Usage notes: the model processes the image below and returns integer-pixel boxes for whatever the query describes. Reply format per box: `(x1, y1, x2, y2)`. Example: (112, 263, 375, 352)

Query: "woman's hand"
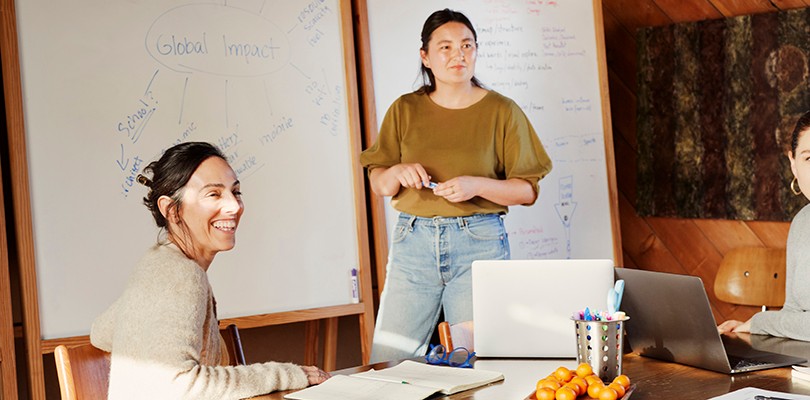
(717, 318, 752, 334)
(436, 176, 536, 205)
(368, 164, 432, 196)
(435, 176, 478, 203)
(301, 365, 331, 385)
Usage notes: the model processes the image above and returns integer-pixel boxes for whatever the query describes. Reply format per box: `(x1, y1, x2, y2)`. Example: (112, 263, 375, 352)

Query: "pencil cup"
(572, 317, 629, 382)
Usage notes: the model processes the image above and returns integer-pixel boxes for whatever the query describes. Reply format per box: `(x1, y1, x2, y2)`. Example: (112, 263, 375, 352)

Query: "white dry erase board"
(363, 0, 620, 262)
(10, 0, 367, 341)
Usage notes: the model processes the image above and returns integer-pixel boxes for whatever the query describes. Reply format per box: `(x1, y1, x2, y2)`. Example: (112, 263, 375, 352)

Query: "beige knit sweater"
(91, 244, 308, 399)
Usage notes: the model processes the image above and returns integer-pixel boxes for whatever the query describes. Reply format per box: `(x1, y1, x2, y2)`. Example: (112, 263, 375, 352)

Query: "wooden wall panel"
(604, 0, 672, 29)
(746, 221, 790, 248)
(654, 0, 723, 20)
(601, 8, 637, 93)
(604, 0, 801, 324)
(709, 0, 792, 16)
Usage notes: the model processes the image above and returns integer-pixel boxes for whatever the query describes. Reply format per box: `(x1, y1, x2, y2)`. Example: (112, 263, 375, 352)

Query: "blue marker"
(424, 181, 438, 189)
(607, 279, 625, 314)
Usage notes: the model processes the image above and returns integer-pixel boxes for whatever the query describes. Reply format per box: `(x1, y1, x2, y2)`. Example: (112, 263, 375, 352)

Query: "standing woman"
(91, 142, 329, 399)
(718, 112, 810, 341)
(361, 9, 552, 362)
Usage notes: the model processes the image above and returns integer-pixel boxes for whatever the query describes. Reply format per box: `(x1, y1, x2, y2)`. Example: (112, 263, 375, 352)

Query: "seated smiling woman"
(91, 142, 329, 400)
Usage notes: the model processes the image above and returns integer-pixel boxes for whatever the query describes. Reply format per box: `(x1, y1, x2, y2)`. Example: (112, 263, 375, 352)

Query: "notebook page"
(283, 374, 439, 400)
(351, 360, 504, 394)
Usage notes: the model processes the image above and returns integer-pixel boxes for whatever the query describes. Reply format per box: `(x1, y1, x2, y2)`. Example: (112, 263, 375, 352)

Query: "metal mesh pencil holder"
(572, 317, 629, 382)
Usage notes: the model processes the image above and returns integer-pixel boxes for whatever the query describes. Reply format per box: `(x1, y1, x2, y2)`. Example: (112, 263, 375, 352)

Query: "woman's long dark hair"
(416, 8, 484, 94)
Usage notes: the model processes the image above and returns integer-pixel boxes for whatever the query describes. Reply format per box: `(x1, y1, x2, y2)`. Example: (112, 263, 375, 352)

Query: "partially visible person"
(717, 112, 810, 341)
(91, 142, 329, 399)
(360, 9, 552, 363)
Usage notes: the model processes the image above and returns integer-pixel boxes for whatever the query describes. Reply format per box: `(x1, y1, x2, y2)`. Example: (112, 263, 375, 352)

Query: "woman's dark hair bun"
(137, 174, 152, 188)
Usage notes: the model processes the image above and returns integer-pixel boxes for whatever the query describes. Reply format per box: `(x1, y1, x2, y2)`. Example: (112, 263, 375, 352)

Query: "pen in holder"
(572, 315, 629, 382)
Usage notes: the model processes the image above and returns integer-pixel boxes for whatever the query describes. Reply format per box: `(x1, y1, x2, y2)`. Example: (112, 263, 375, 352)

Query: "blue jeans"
(370, 213, 510, 363)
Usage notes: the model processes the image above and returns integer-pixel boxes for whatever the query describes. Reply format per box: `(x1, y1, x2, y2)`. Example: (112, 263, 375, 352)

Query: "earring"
(791, 177, 802, 196)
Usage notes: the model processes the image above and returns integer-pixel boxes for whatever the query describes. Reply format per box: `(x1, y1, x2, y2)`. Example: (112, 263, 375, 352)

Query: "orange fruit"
(608, 382, 626, 397)
(612, 374, 631, 389)
(569, 377, 587, 396)
(584, 374, 602, 386)
(587, 381, 605, 398)
(536, 387, 556, 400)
(598, 387, 619, 400)
(563, 382, 583, 397)
(553, 366, 573, 383)
(537, 379, 562, 391)
(555, 386, 577, 400)
(575, 362, 594, 377)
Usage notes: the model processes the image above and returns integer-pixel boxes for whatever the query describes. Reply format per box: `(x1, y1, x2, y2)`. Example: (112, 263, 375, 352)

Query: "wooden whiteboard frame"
(0, 124, 18, 398)
(0, 0, 374, 397)
(592, 0, 623, 265)
(355, 0, 623, 293)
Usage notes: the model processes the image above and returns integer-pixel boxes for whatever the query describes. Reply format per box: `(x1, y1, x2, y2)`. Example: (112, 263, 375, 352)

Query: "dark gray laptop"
(615, 268, 806, 374)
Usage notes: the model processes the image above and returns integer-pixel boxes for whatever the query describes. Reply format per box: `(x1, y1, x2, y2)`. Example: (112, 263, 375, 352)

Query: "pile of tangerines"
(535, 363, 631, 400)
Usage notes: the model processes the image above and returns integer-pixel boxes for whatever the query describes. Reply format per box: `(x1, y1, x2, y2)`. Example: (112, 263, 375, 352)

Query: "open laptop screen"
(615, 268, 805, 374)
(472, 259, 614, 358)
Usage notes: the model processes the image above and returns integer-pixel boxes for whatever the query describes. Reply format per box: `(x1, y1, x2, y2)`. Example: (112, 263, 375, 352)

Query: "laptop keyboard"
(728, 356, 771, 371)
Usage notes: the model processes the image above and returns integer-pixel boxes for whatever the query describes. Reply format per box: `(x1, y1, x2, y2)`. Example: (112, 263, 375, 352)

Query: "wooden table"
(255, 335, 810, 399)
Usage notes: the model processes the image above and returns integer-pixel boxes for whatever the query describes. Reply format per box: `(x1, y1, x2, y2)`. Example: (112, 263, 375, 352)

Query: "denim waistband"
(399, 212, 503, 228)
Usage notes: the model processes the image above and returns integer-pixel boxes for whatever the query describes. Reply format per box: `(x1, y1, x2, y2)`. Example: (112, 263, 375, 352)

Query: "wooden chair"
(714, 247, 786, 311)
(437, 320, 474, 352)
(54, 324, 246, 400)
(54, 343, 110, 400)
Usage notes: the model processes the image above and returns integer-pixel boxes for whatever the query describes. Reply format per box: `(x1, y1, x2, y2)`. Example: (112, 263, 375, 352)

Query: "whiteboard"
(15, 0, 361, 339)
(366, 0, 617, 260)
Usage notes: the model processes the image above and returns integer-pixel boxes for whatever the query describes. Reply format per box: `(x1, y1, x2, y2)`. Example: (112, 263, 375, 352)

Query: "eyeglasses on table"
(425, 344, 475, 368)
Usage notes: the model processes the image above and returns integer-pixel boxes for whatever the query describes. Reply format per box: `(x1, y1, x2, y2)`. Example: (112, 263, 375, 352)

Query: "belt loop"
(457, 216, 466, 229)
(407, 214, 417, 229)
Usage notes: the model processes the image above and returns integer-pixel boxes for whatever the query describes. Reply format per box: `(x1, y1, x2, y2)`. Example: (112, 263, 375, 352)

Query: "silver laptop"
(615, 268, 806, 374)
(471, 259, 614, 358)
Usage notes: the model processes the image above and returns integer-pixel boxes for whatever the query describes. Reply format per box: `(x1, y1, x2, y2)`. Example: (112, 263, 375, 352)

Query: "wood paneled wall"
(603, 0, 810, 323)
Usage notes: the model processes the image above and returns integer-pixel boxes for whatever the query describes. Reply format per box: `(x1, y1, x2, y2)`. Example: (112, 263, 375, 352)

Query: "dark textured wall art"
(636, 8, 810, 221)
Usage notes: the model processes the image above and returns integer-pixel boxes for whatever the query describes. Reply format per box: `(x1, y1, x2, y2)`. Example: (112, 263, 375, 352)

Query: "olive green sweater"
(361, 90, 552, 217)
(91, 244, 308, 399)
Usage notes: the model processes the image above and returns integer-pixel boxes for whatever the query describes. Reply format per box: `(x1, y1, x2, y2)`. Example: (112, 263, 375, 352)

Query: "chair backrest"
(54, 325, 245, 400)
(54, 343, 111, 400)
(714, 247, 786, 308)
(438, 321, 474, 352)
(221, 323, 247, 366)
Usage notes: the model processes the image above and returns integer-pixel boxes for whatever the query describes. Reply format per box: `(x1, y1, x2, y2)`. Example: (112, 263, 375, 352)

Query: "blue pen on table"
(754, 396, 792, 400)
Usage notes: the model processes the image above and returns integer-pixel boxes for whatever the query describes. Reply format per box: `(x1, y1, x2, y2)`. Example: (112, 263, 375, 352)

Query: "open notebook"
(283, 360, 503, 400)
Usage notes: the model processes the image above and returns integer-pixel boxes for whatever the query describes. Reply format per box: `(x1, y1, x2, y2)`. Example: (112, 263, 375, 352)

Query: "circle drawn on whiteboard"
(145, 4, 291, 77)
